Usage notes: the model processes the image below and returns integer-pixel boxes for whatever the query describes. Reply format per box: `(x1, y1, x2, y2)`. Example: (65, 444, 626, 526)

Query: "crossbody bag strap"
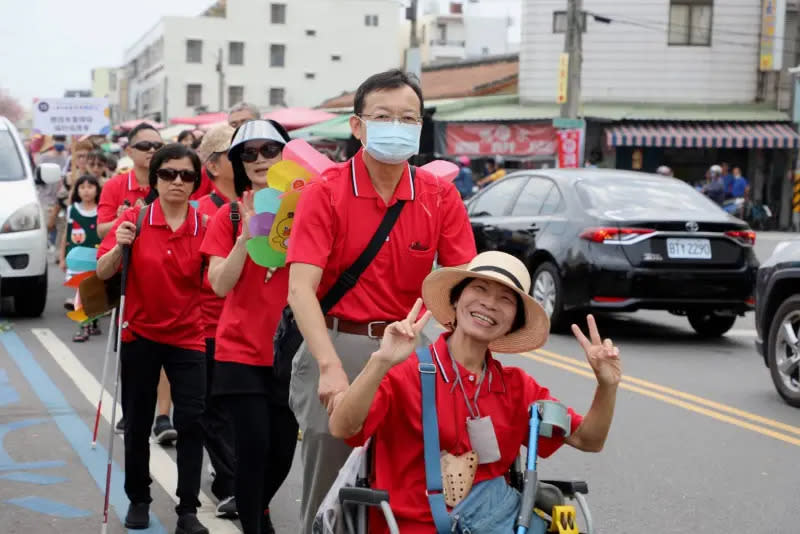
(229, 201, 240, 244)
(318, 164, 414, 313)
(209, 191, 225, 208)
(417, 347, 451, 534)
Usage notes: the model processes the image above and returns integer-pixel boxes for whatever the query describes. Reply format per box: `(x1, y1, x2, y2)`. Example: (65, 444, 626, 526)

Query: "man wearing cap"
(286, 69, 477, 532)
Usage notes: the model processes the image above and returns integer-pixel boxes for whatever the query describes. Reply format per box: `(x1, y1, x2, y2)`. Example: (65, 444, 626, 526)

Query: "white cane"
(101, 245, 131, 534)
(91, 307, 116, 449)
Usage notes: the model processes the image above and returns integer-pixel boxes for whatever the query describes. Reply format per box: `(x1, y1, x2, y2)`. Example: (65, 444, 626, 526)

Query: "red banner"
(445, 123, 557, 156)
(556, 128, 582, 168)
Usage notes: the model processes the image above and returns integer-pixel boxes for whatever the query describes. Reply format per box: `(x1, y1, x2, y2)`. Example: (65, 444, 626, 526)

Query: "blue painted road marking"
(0, 418, 66, 472)
(0, 471, 67, 485)
(0, 331, 168, 533)
(5, 496, 91, 518)
(0, 368, 20, 406)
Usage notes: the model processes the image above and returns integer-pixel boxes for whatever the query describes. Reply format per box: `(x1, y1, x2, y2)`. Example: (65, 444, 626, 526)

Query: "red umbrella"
(169, 112, 228, 126)
(262, 107, 337, 131)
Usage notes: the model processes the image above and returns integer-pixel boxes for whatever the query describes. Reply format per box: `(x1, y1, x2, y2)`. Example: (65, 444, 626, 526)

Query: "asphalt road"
(1, 232, 799, 534)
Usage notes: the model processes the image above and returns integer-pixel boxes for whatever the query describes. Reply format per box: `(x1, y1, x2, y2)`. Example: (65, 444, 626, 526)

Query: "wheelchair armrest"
(339, 487, 390, 508)
(539, 479, 588, 497)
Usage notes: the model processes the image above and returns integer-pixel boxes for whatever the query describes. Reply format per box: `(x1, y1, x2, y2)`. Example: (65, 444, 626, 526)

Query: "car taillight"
(725, 230, 756, 245)
(579, 227, 655, 243)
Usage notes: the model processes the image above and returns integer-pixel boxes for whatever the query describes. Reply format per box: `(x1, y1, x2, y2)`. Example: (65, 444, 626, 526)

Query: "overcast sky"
(0, 0, 520, 108)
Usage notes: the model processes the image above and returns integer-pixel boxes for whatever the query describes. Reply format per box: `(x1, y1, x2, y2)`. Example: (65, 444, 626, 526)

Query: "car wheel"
(687, 310, 737, 337)
(766, 295, 800, 408)
(14, 269, 48, 318)
(532, 262, 565, 330)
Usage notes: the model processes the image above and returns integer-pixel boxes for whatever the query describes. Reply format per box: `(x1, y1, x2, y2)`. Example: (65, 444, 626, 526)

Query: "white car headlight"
(1, 203, 41, 233)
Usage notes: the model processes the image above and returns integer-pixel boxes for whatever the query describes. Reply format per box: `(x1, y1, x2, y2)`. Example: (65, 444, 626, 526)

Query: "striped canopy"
(606, 122, 799, 149)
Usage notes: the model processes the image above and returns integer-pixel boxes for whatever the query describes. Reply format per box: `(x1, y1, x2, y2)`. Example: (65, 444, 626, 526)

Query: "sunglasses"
(131, 141, 165, 152)
(240, 142, 283, 163)
(156, 168, 198, 183)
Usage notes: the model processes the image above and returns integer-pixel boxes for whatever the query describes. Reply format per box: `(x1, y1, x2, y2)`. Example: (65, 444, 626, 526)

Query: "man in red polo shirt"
(97, 122, 176, 443)
(286, 69, 477, 532)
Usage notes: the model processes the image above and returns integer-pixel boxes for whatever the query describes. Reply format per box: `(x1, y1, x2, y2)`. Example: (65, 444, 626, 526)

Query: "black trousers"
(201, 338, 236, 500)
(223, 393, 298, 534)
(121, 336, 206, 516)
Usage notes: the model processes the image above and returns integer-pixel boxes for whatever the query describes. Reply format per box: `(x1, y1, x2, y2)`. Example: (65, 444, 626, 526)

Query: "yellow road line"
(517, 351, 800, 448)
(531, 348, 800, 437)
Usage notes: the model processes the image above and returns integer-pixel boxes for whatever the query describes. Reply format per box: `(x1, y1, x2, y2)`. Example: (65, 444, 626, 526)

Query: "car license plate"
(666, 238, 712, 259)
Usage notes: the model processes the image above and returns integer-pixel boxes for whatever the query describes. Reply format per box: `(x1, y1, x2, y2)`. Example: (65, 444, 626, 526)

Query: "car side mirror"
(37, 163, 62, 185)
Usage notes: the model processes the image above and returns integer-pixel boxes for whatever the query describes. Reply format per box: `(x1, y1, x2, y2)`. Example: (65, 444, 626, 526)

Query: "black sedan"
(754, 239, 800, 407)
(467, 169, 759, 336)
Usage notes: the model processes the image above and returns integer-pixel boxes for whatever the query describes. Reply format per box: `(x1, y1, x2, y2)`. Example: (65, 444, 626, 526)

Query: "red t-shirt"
(190, 167, 215, 201)
(287, 149, 476, 323)
(96, 202, 207, 351)
(200, 202, 289, 366)
(346, 332, 584, 534)
(195, 186, 234, 339)
(97, 171, 149, 224)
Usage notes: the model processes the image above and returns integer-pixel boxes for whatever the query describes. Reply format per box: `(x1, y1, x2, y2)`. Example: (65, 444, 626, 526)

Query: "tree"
(0, 90, 23, 123)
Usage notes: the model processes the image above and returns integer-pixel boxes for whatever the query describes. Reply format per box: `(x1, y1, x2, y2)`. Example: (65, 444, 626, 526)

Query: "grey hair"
(228, 101, 261, 119)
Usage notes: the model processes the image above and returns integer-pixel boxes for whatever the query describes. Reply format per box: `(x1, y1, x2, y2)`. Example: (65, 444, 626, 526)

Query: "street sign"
(32, 97, 111, 135)
(552, 118, 585, 129)
(759, 0, 786, 71)
(557, 53, 569, 104)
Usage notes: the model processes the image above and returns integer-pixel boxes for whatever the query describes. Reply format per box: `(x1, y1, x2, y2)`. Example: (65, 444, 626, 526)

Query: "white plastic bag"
(313, 439, 371, 534)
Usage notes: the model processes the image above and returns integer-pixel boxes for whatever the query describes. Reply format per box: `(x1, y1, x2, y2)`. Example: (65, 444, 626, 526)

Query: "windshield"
(576, 177, 721, 220)
(0, 130, 25, 181)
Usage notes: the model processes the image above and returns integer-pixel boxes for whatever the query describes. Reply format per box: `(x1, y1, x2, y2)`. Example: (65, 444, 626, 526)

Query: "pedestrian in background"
(227, 101, 261, 130)
(454, 155, 474, 199)
(731, 166, 749, 199)
(178, 130, 196, 147)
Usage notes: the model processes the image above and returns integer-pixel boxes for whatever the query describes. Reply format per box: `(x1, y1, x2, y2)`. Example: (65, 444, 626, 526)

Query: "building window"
(552, 11, 587, 33)
(306, 29, 316, 36)
(481, 47, 490, 55)
(271, 3, 286, 24)
(364, 14, 379, 26)
(305, 73, 316, 79)
(269, 87, 285, 106)
(270, 44, 285, 67)
(186, 84, 202, 107)
(186, 39, 202, 63)
(109, 71, 117, 91)
(228, 85, 244, 106)
(668, 0, 713, 46)
(229, 41, 244, 65)
(331, 54, 341, 61)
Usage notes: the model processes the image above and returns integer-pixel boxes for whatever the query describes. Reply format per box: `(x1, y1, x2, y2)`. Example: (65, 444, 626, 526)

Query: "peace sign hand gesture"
(372, 298, 432, 368)
(571, 315, 622, 387)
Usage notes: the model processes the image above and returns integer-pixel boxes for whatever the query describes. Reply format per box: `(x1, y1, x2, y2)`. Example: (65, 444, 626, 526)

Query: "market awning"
(169, 112, 227, 126)
(606, 122, 799, 149)
(290, 114, 352, 140)
(115, 118, 164, 131)
(262, 107, 336, 130)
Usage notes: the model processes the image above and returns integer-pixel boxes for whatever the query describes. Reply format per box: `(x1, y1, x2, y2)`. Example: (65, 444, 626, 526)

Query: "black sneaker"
(124, 502, 150, 529)
(175, 513, 209, 534)
(153, 415, 178, 445)
(261, 512, 276, 534)
(215, 496, 238, 519)
(115, 417, 126, 434)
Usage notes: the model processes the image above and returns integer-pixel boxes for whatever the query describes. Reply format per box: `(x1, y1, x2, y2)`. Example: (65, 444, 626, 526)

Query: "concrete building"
(419, 1, 519, 65)
(121, 0, 406, 122)
(91, 67, 123, 125)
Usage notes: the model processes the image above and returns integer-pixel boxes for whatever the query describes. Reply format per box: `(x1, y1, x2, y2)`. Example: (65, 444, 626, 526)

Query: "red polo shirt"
(200, 202, 289, 366)
(96, 202, 207, 352)
(97, 171, 149, 224)
(190, 168, 215, 201)
(195, 186, 234, 339)
(287, 149, 476, 323)
(346, 332, 584, 534)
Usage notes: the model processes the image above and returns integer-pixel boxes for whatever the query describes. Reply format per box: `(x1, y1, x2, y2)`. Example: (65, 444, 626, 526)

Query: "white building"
(122, 0, 406, 122)
(419, 0, 519, 65)
(91, 67, 123, 125)
(520, 0, 798, 108)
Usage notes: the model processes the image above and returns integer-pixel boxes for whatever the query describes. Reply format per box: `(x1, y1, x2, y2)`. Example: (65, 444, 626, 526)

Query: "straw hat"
(196, 124, 235, 162)
(422, 251, 550, 353)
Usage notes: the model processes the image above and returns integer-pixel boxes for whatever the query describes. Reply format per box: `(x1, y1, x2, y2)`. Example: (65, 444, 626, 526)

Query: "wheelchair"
(330, 401, 595, 534)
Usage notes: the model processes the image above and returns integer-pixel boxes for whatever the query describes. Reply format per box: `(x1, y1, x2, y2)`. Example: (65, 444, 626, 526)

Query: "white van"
(0, 117, 61, 316)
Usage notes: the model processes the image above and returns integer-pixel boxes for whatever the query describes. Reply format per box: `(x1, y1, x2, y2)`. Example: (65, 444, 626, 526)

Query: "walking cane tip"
(91, 442, 97, 449)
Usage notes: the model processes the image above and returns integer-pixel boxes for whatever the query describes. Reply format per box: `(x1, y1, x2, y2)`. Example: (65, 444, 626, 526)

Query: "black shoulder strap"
(229, 201, 240, 244)
(318, 165, 414, 313)
(210, 191, 225, 208)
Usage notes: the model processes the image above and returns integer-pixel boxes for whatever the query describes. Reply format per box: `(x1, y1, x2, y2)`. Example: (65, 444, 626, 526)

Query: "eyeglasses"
(156, 168, 198, 183)
(240, 142, 283, 162)
(131, 141, 165, 152)
(359, 113, 422, 125)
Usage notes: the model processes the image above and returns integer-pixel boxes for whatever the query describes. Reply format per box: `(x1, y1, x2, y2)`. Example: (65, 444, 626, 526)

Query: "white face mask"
(360, 118, 422, 164)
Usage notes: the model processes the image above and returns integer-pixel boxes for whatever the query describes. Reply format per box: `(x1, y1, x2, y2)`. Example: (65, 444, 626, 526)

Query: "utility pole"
(216, 47, 225, 112)
(559, 0, 582, 119)
(405, 0, 421, 78)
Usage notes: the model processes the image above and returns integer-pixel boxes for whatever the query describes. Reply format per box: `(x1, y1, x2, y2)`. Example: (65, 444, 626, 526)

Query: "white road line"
(726, 329, 758, 338)
(31, 328, 240, 534)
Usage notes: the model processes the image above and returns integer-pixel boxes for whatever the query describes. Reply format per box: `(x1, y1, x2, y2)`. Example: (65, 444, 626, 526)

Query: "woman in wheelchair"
(329, 251, 621, 533)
